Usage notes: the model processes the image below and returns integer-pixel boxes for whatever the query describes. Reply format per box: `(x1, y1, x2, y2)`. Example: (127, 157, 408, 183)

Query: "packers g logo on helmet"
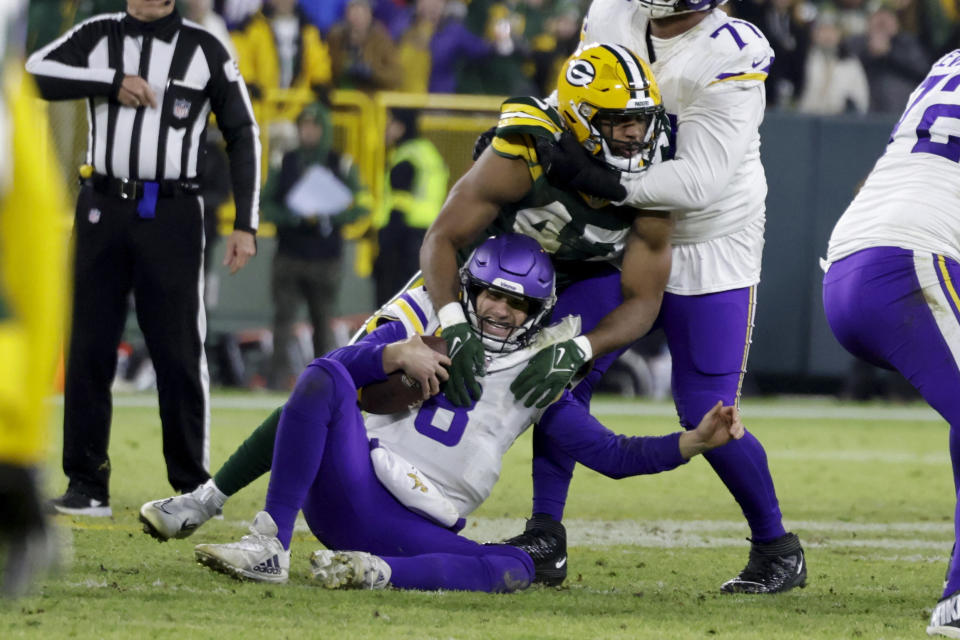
(556, 43, 668, 174)
(565, 60, 596, 87)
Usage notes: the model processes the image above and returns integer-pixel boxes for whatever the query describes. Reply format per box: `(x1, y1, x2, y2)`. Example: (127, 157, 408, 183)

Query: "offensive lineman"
(187, 234, 743, 591)
(504, 0, 807, 593)
(821, 50, 960, 638)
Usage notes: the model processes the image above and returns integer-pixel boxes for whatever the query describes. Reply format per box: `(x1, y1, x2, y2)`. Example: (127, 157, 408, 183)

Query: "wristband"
(438, 302, 468, 329)
(573, 335, 594, 361)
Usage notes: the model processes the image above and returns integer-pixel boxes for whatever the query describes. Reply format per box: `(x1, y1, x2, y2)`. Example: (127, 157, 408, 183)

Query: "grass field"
(1, 393, 954, 639)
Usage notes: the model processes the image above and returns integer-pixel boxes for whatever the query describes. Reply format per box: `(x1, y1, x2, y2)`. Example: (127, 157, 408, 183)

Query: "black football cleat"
(720, 532, 807, 594)
(501, 514, 567, 586)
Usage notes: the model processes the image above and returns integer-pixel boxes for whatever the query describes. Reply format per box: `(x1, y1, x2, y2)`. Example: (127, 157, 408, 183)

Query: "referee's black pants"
(63, 185, 210, 502)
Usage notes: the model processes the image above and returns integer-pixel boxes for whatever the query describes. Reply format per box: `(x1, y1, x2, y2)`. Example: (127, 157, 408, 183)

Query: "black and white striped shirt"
(26, 9, 260, 232)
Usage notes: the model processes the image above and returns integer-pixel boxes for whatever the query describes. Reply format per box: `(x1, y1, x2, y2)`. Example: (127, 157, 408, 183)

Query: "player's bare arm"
(421, 148, 532, 407)
(381, 335, 452, 400)
(420, 148, 533, 308)
(581, 212, 672, 356)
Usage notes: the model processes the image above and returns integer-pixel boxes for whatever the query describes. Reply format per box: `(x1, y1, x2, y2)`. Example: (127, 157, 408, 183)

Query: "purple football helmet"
(460, 234, 556, 353)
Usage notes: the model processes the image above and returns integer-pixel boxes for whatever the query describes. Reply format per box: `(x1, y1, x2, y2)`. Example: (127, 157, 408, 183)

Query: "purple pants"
(264, 358, 534, 593)
(533, 268, 785, 542)
(823, 246, 960, 597)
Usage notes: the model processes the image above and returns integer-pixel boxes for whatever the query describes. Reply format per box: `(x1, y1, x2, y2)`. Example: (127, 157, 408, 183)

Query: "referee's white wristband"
(573, 335, 594, 361)
(438, 302, 468, 329)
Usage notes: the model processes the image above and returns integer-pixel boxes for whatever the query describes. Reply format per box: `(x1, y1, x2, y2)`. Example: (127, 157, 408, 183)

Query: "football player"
(821, 50, 960, 638)
(503, 0, 807, 593)
(186, 234, 743, 592)
(140, 44, 678, 579)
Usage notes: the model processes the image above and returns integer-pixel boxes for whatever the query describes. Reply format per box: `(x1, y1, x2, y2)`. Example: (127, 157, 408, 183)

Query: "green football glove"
(510, 336, 593, 408)
(439, 306, 485, 407)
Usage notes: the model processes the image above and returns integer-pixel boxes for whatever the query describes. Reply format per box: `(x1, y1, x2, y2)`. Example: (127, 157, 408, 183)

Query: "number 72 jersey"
(827, 50, 960, 264)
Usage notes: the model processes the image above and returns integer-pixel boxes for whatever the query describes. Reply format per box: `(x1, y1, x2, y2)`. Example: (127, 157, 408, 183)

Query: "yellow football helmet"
(556, 43, 668, 173)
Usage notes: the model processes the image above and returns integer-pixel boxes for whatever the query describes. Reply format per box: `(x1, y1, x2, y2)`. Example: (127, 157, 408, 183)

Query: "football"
(359, 335, 448, 415)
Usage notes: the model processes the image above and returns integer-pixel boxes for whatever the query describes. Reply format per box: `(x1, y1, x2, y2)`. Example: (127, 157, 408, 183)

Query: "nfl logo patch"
(173, 98, 191, 119)
(88, 208, 101, 224)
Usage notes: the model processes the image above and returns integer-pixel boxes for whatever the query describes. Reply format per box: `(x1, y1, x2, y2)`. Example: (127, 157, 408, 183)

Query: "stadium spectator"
(457, 0, 543, 95)
(141, 234, 745, 593)
(396, 0, 497, 93)
(326, 0, 402, 91)
(834, 0, 870, 39)
(26, 0, 122, 54)
(218, 0, 261, 28)
(27, 0, 260, 516)
(298, 0, 350, 34)
(821, 48, 960, 639)
(531, 1, 582, 95)
(181, 0, 237, 58)
(751, 0, 811, 107)
(372, 108, 447, 307)
(796, 11, 869, 114)
(230, 0, 332, 123)
(261, 102, 370, 390)
(845, 6, 929, 114)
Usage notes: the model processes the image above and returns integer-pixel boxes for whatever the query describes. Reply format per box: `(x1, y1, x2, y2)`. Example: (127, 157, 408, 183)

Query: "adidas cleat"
(140, 480, 224, 541)
(928, 590, 960, 638)
(309, 550, 391, 590)
(500, 514, 567, 586)
(721, 532, 807, 594)
(194, 511, 289, 583)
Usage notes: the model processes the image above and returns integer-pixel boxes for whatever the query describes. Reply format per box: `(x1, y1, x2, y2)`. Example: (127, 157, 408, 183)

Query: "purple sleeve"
(539, 391, 687, 477)
(453, 23, 493, 60)
(323, 321, 408, 388)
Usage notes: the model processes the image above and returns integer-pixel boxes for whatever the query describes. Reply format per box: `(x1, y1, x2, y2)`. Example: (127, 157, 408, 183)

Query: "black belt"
(88, 174, 201, 200)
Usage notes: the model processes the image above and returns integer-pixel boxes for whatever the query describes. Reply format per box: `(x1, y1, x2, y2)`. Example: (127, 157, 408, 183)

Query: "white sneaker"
(139, 479, 224, 541)
(309, 550, 391, 590)
(194, 511, 289, 583)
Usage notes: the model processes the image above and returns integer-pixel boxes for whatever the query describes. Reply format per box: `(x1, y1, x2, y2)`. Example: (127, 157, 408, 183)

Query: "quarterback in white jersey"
(145, 234, 743, 593)
(821, 50, 960, 638)
(516, 0, 807, 595)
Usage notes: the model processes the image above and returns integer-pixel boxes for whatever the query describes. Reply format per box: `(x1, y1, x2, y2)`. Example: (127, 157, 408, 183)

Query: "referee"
(26, 0, 260, 516)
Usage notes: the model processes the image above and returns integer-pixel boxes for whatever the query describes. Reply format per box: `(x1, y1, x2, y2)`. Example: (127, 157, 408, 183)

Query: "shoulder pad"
(698, 17, 774, 87)
(496, 96, 564, 141)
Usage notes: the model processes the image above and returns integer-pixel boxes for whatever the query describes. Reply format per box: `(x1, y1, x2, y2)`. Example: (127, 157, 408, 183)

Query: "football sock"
(701, 429, 786, 543)
(385, 549, 534, 592)
(213, 406, 282, 496)
(265, 366, 337, 549)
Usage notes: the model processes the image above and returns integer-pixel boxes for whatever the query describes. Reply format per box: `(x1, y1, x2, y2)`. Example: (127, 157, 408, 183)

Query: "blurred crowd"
(27, 0, 960, 115)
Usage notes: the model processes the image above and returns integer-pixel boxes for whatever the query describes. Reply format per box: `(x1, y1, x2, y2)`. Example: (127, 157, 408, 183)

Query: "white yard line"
(49, 394, 945, 422)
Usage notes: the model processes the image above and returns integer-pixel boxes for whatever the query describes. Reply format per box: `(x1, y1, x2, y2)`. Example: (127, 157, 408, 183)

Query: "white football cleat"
(309, 550, 391, 590)
(139, 479, 224, 541)
(194, 511, 289, 583)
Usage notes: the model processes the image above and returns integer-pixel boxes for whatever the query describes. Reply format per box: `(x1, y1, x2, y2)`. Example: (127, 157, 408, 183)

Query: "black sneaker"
(720, 532, 806, 594)
(501, 514, 567, 586)
(928, 589, 960, 637)
(47, 488, 112, 517)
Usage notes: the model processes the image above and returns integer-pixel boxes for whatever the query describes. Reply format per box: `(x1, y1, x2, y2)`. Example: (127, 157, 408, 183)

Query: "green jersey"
(487, 96, 636, 288)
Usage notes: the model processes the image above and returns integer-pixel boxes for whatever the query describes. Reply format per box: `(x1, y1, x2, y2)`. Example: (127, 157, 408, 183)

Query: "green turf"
(1, 394, 953, 639)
